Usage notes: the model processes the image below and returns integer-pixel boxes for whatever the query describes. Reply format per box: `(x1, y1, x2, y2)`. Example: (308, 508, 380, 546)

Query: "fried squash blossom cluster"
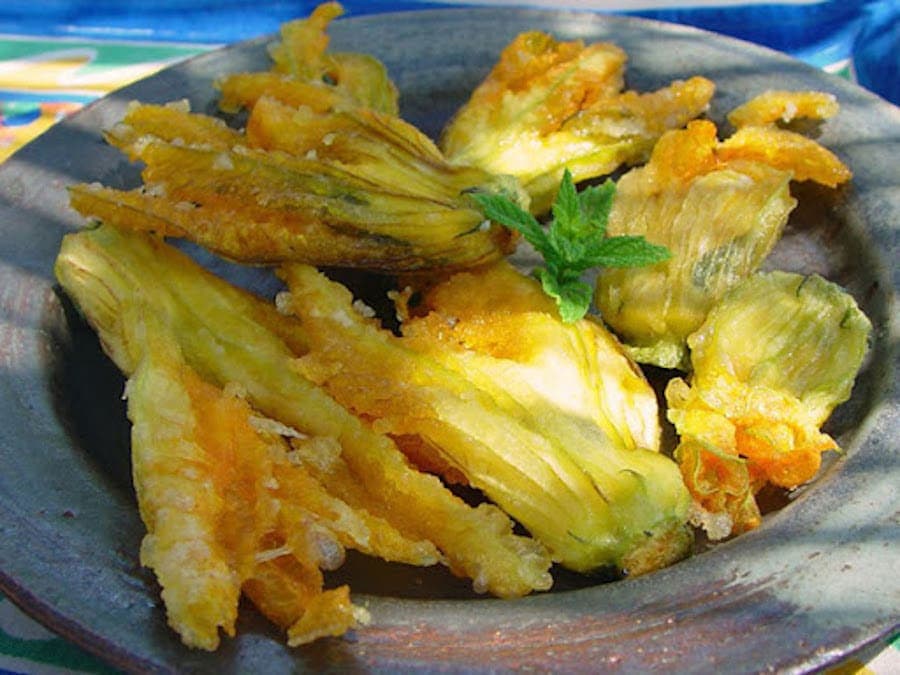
(54, 2, 870, 651)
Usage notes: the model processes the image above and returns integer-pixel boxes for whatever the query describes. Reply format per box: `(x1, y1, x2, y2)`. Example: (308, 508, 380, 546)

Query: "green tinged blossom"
(472, 169, 671, 322)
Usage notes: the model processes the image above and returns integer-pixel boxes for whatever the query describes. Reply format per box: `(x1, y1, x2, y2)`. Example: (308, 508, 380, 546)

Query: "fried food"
(217, 2, 399, 115)
(69, 97, 522, 272)
(439, 30, 714, 212)
(54, 224, 555, 647)
(126, 315, 372, 648)
(53, 1, 869, 650)
(280, 260, 692, 575)
(726, 89, 840, 128)
(723, 90, 851, 188)
(665, 272, 871, 538)
(127, 324, 249, 650)
(245, 96, 516, 205)
(106, 99, 243, 152)
(595, 97, 852, 369)
(717, 125, 852, 188)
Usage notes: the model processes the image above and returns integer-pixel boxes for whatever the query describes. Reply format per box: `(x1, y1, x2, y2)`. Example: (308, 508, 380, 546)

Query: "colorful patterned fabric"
(0, 37, 207, 161)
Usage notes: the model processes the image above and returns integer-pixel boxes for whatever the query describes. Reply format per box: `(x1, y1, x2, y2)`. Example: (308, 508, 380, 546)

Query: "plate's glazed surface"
(0, 8, 897, 674)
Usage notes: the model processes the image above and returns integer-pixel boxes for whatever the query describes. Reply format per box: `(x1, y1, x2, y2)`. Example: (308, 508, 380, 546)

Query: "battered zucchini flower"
(665, 271, 871, 539)
(68, 99, 524, 273)
(217, 1, 399, 115)
(54, 224, 552, 616)
(595, 99, 852, 369)
(440, 30, 714, 213)
(281, 260, 693, 576)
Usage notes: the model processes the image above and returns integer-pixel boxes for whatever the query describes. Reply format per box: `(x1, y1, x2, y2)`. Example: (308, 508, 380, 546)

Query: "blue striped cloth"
(0, 1, 895, 103)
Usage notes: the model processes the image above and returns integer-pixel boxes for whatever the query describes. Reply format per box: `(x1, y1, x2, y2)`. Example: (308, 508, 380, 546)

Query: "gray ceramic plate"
(0, 8, 897, 674)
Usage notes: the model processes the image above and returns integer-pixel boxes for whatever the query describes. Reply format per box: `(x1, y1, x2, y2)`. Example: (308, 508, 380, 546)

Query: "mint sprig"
(472, 169, 671, 322)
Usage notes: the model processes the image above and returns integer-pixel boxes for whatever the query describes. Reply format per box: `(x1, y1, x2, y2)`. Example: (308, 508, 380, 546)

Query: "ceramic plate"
(0, 8, 897, 673)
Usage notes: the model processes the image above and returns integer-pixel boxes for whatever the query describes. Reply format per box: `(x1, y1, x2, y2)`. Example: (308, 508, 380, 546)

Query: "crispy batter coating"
(727, 89, 840, 128)
(665, 272, 870, 538)
(128, 335, 245, 650)
(723, 90, 851, 187)
(440, 30, 714, 212)
(70, 99, 520, 272)
(104, 100, 243, 155)
(280, 261, 692, 575)
(55, 225, 553, 611)
(217, 2, 399, 115)
(718, 125, 852, 188)
(126, 314, 369, 649)
(596, 107, 852, 368)
(246, 96, 511, 205)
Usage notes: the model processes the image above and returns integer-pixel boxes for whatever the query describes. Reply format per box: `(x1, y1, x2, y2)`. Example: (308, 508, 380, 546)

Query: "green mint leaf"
(547, 169, 596, 272)
(472, 170, 670, 324)
(547, 226, 587, 271)
(585, 235, 671, 268)
(537, 269, 593, 323)
(470, 191, 549, 252)
(551, 168, 581, 238)
(577, 180, 616, 236)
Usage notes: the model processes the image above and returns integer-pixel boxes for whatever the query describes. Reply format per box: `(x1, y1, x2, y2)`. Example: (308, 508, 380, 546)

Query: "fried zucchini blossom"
(67, 1, 528, 274)
(217, 1, 400, 115)
(68, 98, 523, 273)
(54, 224, 554, 647)
(279, 260, 693, 576)
(665, 271, 870, 538)
(595, 91, 852, 369)
(440, 30, 715, 213)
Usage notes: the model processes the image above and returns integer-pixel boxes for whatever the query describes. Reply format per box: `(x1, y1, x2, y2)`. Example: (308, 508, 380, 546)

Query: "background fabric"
(0, 1, 897, 104)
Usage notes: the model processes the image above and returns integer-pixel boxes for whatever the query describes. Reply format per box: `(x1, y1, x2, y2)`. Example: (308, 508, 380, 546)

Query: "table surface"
(0, 2, 897, 673)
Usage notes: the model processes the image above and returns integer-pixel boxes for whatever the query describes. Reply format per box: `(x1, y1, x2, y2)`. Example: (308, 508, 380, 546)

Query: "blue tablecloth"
(0, 0, 897, 103)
